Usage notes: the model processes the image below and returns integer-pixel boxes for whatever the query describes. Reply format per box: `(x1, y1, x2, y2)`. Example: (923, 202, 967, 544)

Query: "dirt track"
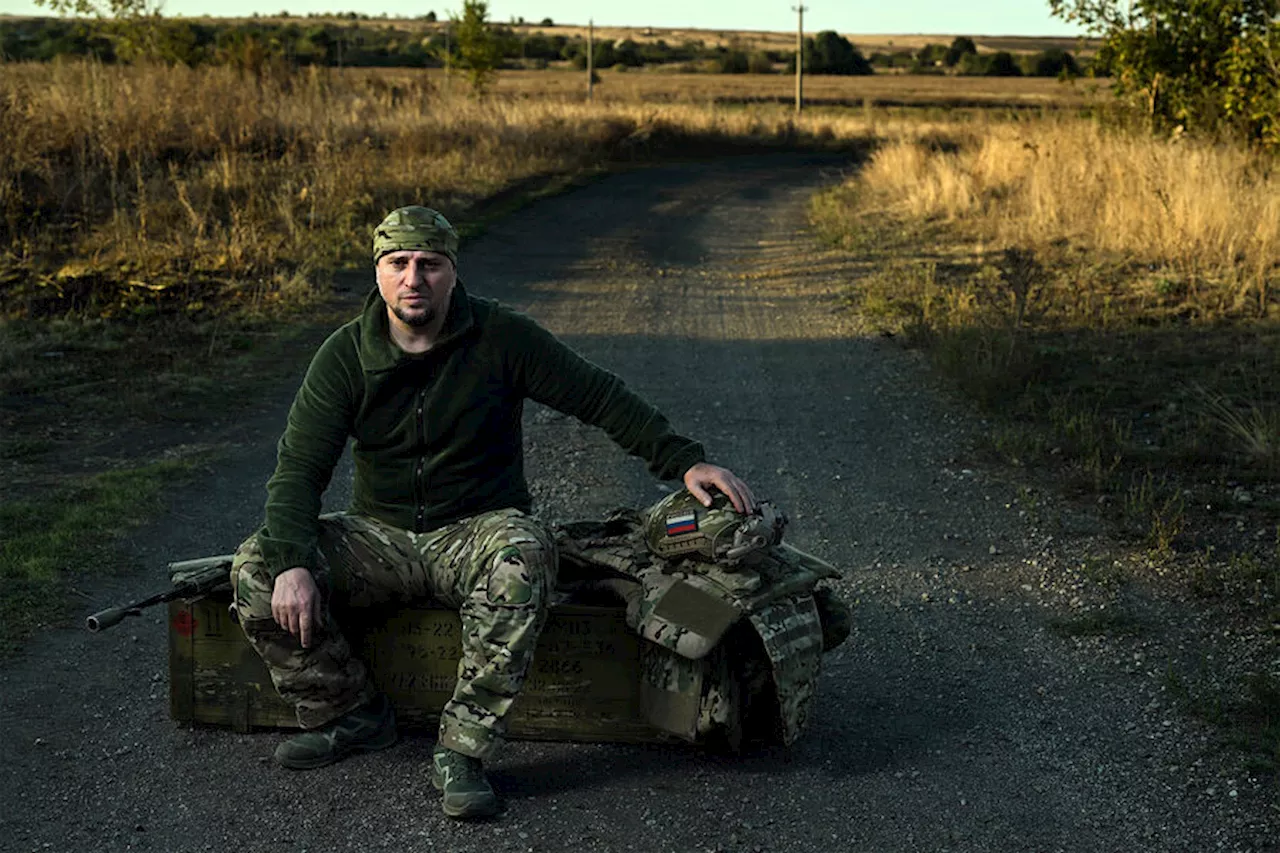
(1, 155, 1274, 852)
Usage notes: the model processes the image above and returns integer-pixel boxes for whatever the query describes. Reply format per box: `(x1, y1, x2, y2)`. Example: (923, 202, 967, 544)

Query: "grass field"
(443, 68, 1105, 109)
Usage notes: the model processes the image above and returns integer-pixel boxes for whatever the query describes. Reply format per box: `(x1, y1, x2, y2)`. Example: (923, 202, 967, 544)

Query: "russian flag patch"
(665, 512, 698, 536)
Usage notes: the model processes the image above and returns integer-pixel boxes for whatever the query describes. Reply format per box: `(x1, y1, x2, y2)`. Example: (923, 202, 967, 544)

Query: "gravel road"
(1, 154, 1274, 852)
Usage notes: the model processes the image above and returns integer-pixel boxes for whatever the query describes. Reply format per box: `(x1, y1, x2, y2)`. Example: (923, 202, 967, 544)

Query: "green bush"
(911, 42, 948, 73)
(986, 51, 1023, 77)
(1023, 48, 1078, 77)
(747, 52, 774, 74)
(715, 49, 749, 74)
(944, 36, 976, 67)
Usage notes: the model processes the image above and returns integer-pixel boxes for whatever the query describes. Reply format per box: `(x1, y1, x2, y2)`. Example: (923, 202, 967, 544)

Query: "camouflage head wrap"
(372, 206, 459, 266)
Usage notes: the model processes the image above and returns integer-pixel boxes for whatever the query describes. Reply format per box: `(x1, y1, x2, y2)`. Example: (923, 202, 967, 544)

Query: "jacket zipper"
(415, 387, 427, 532)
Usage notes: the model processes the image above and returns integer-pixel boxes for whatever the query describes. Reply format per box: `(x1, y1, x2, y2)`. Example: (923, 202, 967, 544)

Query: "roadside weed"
(1124, 472, 1186, 559)
(0, 460, 198, 653)
(1193, 382, 1280, 476)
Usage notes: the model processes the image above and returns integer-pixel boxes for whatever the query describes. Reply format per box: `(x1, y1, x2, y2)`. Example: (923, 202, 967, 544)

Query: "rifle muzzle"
(85, 606, 137, 633)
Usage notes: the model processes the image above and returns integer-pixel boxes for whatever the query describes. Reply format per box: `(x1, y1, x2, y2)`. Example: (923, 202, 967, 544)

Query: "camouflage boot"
(274, 694, 398, 770)
(431, 747, 499, 819)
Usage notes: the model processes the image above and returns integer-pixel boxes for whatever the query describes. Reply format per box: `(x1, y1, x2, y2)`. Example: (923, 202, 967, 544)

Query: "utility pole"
(587, 18, 594, 102)
(792, 5, 807, 113)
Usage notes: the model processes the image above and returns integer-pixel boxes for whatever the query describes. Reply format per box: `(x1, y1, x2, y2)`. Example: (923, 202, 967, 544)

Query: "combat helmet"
(644, 488, 786, 565)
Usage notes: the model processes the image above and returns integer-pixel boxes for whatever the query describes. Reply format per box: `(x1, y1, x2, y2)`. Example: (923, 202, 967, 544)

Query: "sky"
(1, 0, 1085, 37)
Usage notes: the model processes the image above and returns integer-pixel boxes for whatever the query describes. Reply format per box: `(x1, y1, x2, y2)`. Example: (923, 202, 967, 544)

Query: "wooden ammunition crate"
(168, 594, 669, 742)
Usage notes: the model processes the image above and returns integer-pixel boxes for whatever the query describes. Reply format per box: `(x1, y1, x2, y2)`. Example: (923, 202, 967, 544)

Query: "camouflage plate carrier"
(554, 489, 851, 751)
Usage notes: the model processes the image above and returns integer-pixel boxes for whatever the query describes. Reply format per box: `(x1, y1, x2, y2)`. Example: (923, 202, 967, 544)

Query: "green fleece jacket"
(257, 281, 705, 579)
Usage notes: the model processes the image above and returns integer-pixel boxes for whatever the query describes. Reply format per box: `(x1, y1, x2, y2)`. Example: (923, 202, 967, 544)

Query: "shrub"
(986, 51, 1022, 77)
(944, 36, 977, 67)
(1023, 48, 1078, 78)
(747, 52, 774, 74)
(715, 49, 749, 74)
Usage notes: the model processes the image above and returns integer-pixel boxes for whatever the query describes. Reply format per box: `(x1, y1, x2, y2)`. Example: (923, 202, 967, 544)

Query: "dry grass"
(477, 68, 1102, 109)
(854, 121, 1280, 298)
(811, 115, 1280, 566)
(0, 61, 892, 319)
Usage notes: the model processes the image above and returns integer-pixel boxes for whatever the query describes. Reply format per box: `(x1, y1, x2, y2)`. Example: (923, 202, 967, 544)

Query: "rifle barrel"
(85, 588, 179, 633)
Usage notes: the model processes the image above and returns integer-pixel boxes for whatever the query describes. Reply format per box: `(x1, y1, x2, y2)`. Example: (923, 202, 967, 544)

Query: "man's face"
(375, 250, 456, 331)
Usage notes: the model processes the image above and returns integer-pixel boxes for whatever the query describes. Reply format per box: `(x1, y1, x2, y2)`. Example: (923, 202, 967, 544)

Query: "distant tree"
(813, 30, 872, 74)
(522, 32, 562, 60)
(715, 48, 749, 73)
(614, 38, 643, 67)
(425, 11, 437, 22)
(943, 36, 976, 67)
(955, 51, 987, 75)
(539, 17, 554, 27)
(1023, 47, 1077, 78)
(985, 50, 1021, 77)
(786, 30, 872, 75)
(453, 0, 501, 93)
(33, 0, 176, 62)
(910, 42, 947, 72)
(747, 51, 774, 73)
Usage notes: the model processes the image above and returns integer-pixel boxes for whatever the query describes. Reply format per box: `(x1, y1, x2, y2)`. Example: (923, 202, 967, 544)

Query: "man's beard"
(392, 303, 434, 328)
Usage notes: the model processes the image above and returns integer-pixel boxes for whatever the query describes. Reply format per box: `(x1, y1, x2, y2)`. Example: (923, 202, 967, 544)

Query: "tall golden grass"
(1, 60, 884, 317)
(811, 112, 1280, 559)
(840, 119, 1279, 313)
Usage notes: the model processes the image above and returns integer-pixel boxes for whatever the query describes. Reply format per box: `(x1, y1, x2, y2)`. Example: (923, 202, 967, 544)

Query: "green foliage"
(986, 51, 1023, 77)
(1049, 0, 1280, 144)
(614, 38, 643, 67)
(954, 50, 1024, 77)
(1220, 24, 1280, 147)
(715, 49, 749, 74)
(911, 42, 948, 73)
(786, 30, 873, 75)
(452, 0, 501, 94)
(1023, 47, 1079, 77)
(944, 36, 977, 67)
(1, 17, 776, 73)
(2, 16, 449, 68)
(747, 52, 775, 74)
(33, 0, 178, 63)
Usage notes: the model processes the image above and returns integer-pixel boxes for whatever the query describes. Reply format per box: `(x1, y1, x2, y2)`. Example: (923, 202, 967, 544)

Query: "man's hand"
(683, 462, 756, 514)
(272, 567, 322, 649)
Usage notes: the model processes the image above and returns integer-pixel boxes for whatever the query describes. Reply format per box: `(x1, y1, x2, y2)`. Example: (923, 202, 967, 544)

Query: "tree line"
(0, 16, 1081, 78)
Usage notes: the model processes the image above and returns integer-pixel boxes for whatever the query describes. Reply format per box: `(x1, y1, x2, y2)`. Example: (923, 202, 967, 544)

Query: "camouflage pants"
(230, 509, 557, 761)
